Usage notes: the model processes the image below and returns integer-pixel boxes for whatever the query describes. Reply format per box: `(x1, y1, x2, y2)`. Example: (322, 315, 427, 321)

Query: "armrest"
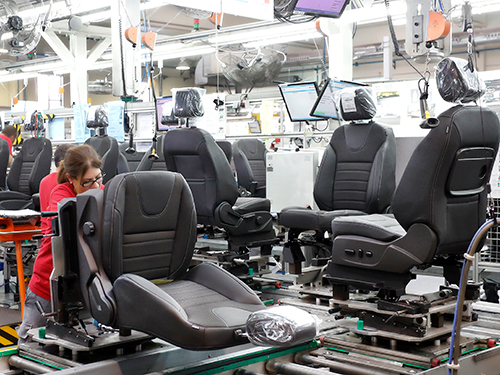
(32, 193, 40, 211)
(234, 197, 271, 214)
(249, 181, 258, 195)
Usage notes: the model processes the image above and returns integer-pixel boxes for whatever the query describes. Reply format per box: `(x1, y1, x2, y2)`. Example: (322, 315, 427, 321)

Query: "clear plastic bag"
(337, 87, 377, 121)
(86, 106, 109, 128)
(435, 57, 485, 103)
(246, 306, 318, 347)
(172, 87, 205, 118)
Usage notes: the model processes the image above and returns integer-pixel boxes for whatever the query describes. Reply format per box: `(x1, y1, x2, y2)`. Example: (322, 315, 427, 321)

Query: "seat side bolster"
(332, 223, 437, 273)
(184, 263, 264, 306)
(233, 147, 254, 190)
(114, 274, 187, 320)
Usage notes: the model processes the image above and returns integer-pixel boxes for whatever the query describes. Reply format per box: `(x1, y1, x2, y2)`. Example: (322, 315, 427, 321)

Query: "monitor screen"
(156, 96, 176, 131)
(279, 82, 323, 122)
(310, 79, 368, 120)
(293, 0, 350, 18)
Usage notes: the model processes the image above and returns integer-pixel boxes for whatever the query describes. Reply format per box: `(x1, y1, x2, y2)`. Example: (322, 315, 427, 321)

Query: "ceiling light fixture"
(176, 58, 190, 71)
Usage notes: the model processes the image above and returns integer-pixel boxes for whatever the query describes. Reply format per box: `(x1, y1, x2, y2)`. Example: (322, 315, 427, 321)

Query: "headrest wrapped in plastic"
(86, 106, 109, 128)
(174, 88, 204, 118)
(435, 57, 485, 103)
(246, 306, 318, 347)
(339, 87, 377, 121)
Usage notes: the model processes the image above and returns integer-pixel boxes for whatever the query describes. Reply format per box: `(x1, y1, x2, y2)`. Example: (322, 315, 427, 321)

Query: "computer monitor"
(310, 79, 368, 120)
(279, 82, 323, 122)
(292, 0, 350, 19)
(156, 96, 176, 131)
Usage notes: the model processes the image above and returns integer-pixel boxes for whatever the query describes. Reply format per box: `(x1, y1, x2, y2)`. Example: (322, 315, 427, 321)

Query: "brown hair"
(54, 144, 73, 168)
(57, 145, 102, 184)
(2, 125, 17, 138)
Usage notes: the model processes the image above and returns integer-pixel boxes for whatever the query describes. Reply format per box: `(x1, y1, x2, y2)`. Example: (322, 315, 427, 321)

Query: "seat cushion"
(332, 214, 406, 241)
(113, 263, 264, 350)
(279, 207, 367, 232)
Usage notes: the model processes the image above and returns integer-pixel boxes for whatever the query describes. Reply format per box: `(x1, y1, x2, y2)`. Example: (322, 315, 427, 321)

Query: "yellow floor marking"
(0, 326, 18, 339)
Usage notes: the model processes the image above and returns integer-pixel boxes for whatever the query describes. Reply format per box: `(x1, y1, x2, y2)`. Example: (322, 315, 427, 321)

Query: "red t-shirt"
(0, 133, 13, 154)
(30, 182, 77, 300)
(30, 182, 105, 300)
(39, 172, 58, 213)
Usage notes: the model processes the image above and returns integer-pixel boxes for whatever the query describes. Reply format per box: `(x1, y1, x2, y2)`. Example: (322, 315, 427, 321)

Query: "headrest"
(87, 106, 109, 129)
(164, 127, 206, 155)
(435, 57, 485, 103)
(339, 87, 377, 121)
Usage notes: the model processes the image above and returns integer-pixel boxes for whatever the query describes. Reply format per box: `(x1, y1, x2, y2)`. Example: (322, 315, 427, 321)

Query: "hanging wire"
(118, 0, 138, 27)
(156, 11, 182, 34)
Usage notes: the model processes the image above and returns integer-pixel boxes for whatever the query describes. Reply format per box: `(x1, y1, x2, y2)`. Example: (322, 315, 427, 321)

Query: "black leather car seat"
(119, 142, 145, 172)
(136, 134, 167, 171)
(232, 139, 268, 197)
(0, 138, 10, 190)
(216, 140, 233, 164)
(163, 127, 276, 250)
(84, 106, 119, 184)
(75, 171, 265, 350)
(0, 137, 52, 210)
(324, 57, 500, 297)
(278, 87, 396, 272)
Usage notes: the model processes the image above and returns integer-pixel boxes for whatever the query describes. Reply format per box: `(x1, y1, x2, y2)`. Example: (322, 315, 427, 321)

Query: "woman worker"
(18, 145, 105, 344)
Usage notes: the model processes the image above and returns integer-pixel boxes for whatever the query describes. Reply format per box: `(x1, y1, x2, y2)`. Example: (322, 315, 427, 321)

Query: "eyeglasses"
(81, 172, 106, 188)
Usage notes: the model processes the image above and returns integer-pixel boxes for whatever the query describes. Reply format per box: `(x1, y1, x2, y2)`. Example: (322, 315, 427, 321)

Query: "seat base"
(31, 320, 151, 351)
(324, 262, 415, 298)
(329, 287, 478, 341)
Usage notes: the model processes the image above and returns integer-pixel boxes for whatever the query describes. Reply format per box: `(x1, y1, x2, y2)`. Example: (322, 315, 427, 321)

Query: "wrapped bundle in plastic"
(173, 88, 205, 118)
(161, 101, 177, 126)
(246, 306, 318, 347)
(337, 86, 377, 121)
(435, 57, 485, 103)
(86, 106, 109, 128)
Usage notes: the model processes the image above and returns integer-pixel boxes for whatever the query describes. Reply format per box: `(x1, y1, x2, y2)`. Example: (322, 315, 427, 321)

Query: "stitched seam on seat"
(134, 173, 175, 218)
(431, 111, 455, 227)
(344, 122, 374, 152)
(335, 220, 402, 237)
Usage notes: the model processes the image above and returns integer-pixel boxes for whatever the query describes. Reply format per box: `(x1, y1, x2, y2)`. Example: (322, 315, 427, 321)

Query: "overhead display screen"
(279, 82, 322, 122)
(311, 79, 368, 120)
(293, 0, 350, 18)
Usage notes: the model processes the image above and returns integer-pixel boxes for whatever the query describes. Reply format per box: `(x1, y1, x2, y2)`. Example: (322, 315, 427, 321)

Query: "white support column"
(321, 19, 353, 81)
(70, 33, 88, 106)
(383, 36, 394, 80)
(111, 0, 141, 98)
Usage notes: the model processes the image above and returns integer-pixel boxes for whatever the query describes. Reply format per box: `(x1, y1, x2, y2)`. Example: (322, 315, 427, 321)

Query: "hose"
(448, 218, 498, 375)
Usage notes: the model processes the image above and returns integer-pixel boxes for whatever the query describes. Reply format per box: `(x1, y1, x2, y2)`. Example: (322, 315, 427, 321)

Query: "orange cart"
(0, 210, 41, 317)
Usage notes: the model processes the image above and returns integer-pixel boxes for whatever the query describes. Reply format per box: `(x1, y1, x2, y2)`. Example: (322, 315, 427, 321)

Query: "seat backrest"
(76, 171, 196, 324)
(136, 134, 167, 172)
(232, 139, 267, 192)
(7, 137, 52, 195)
(0, 138, 10, 190)
(216, 140, 233, 164)
(392, 105, 500, 256)
(78, 172, 196, 283)
(119, 142, 145, 172)
(314, 121, 396, 213)
(163, 127, 239, 226)
(85, 135, 119, 184)
(116, 152, 130, 174)
(102, 171, 196, 281)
